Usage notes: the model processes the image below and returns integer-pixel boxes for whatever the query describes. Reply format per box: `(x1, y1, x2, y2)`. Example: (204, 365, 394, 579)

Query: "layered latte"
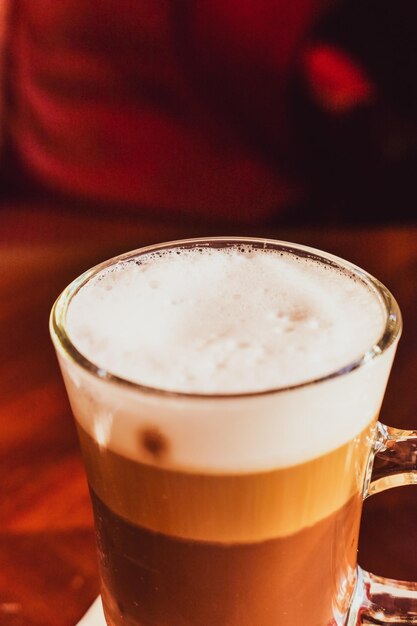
(59, 242, 394, 625)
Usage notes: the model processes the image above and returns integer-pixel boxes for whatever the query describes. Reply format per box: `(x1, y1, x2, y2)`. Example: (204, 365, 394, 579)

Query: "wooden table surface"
(1, 204, 417, 626)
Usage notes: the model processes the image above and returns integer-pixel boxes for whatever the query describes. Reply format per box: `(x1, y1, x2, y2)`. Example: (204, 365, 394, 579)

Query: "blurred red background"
(1, 0, 416, 226)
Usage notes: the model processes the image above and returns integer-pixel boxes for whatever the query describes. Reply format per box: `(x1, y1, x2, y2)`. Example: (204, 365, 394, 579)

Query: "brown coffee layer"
(93, 490, 362, 626)
(77, 420, 375, 542)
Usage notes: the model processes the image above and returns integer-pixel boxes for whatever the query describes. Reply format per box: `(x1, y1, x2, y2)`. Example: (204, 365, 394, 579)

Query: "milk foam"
(67, 245, 385, 393)
(58, 243, 398, 473)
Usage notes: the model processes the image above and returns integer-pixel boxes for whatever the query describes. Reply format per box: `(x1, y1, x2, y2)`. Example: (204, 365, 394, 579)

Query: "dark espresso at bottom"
(92, 490, 361, 626)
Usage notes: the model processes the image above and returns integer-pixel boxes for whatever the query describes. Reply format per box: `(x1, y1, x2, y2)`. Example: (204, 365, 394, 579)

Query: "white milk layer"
(60, 244, 396, 472)
(67, 245, 385, 393)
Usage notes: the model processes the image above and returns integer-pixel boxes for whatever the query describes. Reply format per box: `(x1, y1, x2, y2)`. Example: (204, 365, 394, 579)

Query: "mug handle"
(348, 422, 417, 625)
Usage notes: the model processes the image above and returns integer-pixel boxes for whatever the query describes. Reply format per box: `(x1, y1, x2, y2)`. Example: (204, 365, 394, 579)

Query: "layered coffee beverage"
(56, 241, 396, 626)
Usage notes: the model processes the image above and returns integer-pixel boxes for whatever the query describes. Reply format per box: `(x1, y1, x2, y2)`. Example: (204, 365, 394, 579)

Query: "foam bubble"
(67, 245, 385, 394)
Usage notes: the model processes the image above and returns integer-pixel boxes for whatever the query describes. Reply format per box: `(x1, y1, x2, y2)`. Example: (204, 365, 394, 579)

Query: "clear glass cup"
(50, 238, 417, 626)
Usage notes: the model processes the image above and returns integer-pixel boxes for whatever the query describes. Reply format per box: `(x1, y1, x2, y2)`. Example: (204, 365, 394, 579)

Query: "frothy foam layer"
(67, 245, 385, 393)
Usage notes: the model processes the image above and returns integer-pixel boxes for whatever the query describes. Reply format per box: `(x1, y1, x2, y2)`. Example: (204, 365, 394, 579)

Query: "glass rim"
(50, 236, 402, 400)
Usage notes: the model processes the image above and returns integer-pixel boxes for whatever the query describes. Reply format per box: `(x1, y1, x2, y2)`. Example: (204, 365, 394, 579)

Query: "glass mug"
(50, 238, 417, 626)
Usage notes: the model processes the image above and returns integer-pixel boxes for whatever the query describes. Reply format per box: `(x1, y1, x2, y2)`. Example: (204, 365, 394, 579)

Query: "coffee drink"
(56, 241, 396, 625)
